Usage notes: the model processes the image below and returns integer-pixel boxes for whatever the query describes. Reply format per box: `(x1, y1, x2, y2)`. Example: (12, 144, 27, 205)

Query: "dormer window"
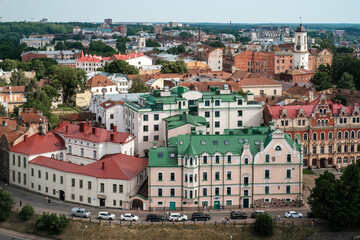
(201, 140, 206, 145)
(275, 146, 281, 151)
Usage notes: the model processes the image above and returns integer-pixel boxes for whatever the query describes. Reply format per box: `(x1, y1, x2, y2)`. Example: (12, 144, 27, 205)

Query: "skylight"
(213, 140, 218, 145)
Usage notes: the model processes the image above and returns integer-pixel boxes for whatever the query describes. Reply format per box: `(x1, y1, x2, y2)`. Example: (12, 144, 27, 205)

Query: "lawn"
(303, 168, 316, 175)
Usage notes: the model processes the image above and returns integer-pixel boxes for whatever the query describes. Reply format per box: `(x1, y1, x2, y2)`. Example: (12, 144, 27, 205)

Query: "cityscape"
(1, 0, 360, 239)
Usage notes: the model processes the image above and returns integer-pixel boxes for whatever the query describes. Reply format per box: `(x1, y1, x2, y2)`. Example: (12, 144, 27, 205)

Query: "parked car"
(230, 211, 248, 219)
(251, 210, 265, 218)
(191, 212, 211, 221)
(285, 211, 303, 218)
(71, 207, 91, 218)
(146, 214, 164, 222)
(307, 211, 315, 218)
(168, 213, 188, 221)
(98, 212, 115, 220)
(121, 213, 139, 221)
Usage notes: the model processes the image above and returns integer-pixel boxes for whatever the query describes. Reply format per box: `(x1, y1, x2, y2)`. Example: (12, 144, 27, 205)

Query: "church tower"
(293, 22, 309, 70)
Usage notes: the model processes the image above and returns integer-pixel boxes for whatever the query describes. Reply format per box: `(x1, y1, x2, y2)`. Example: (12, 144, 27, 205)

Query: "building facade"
(293, 23, 309, 70)
(264, 94, 360, 168)
(148, 127, 303, 210)
(124, 86, 263, 157)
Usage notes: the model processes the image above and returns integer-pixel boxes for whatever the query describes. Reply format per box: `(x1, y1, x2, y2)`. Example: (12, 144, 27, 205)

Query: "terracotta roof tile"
(238, 77, 282, 86)
(0, 86, 26, 93)
(85, 75, 116, 88)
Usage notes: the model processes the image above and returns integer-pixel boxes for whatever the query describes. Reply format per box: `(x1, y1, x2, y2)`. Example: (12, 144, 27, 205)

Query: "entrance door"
(320, 158, 326, 168)
(170, 202, 176, 211)
(214, 201, 220, 209)
(59, 190, 65, 201)
(99, 198, 105, 207)
(243, 198, 249, 208)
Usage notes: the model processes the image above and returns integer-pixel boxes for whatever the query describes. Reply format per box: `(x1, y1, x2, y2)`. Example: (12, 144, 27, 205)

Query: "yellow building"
(309, 48, 333, 70)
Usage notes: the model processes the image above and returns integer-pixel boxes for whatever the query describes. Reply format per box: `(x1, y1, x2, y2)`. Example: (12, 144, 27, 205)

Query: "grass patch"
(303, 168, 316, 175)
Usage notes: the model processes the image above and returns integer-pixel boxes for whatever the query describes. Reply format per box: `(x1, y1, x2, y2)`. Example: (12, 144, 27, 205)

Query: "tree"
(31, 59, 46, 79)
(20, 204, 34, 220)
(0, 78, 7, 87)
(160, 60, 188, 74)
(42, 85, 60, 102)
(116, 37, 130, 54)
(254, 214, 274, 237)
(179, 32, 193, 39)
(1, 59, 19, 71)
(337, 72, 355, 90)
(205, 41, 225, 48)
(49, 66, 86, 103)
(166, 45, 186, 55)
(312, 71, 332, 91)
(0, 187, 15, 221)
(129, 76, 149, 93)
(104, 60, 139, 75)
(146, 38, 161, 47)
(36, 212, 68, 234)
(88, 41, 116, 57)
(10, 70, 28, 86)
(0, 104, 7, 117)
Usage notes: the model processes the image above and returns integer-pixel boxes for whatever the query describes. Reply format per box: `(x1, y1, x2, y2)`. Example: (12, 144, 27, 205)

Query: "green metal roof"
(164, 113, 207, 130)
(148, 147, 178, 167)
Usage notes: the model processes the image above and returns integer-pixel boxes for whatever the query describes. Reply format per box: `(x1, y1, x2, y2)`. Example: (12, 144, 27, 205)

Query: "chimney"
(66, 125, 69, 133)
(92, 127, 96, 134)
(113, 126, 117, 132)
(102, 162, 105, 170)
(79, 123, 88, 132)
(110, 133, 114, 141)
(24, 135, 28, 142)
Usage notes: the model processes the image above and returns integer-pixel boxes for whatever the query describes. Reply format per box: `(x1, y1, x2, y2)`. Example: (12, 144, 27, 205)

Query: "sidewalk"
(0, 228, 51, 240)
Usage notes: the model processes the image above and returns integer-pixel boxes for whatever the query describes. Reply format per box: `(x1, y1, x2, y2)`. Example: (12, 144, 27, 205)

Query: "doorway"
(320, 158, 326, 168)
(214, 201, 220, 209)
(170, 202, 176, 211)
(132, 199, 143, 210)
(59, 190, 65, 201)
(99, 198, 105, 207)
(243, 198, 249, 208)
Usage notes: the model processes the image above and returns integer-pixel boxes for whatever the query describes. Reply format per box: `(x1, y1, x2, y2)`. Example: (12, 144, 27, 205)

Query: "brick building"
(280, 68, 315, 83)
(264, 94, 360, 168)
(274, 52, 293, 75)
(154, 26, 163, 35)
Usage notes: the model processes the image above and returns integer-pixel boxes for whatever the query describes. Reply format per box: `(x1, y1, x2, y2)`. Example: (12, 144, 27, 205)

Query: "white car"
(168, 213, 188, 221)
(285, 211, 303, 218)
(98, 212, 115, 220)
(121, 213, 139, 221)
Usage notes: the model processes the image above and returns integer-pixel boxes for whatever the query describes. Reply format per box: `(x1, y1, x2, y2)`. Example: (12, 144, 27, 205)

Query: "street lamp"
(82, 225, 88, 240)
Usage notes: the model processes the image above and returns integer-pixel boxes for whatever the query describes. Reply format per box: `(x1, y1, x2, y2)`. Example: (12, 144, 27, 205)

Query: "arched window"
(190, 157, 193, 166)
(338, 132, 342, 139)
(313, 133, 317, 140)
(304, 133, 308, 140)
(275, 146, 282, 151)
(324, 109, 327, 115)
(51, 154, 55, 159)
(320, 109, 323, 115)
(358, 131, 360, 138)
(110, 123, 114, 130)
(184, 157, 187, 166)
(345, 131, 349, 139)
(328, 132, 333, 139)
(321, 120, 324, 126)
(325, 120, 329, 126)
(317, 120, 320, 126)
(59, 152, 63, 160)
(321, 132, 325, 140)
(351, 131, 355, 139)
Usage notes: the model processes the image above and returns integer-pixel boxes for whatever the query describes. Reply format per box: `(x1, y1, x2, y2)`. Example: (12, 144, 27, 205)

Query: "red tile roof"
(0, 118, 27, 144)
(10, 132, 65, 156)
(29, 153, 148, 180)
(238, 77, 282, 87)
(100, 100, 124, 109)
(112, 52, 145, 60)
(0, 86, 26, 93)
(285, 68, 314, 76)
(53, 122, 133, 144)
(76, 54, 102, 63)
(85, 75, 116, 88)
(21, 113, 47, 123)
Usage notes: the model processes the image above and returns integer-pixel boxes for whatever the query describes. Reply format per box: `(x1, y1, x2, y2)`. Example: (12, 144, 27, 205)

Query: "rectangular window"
(215, 100, 220, 106)
(154, 125, 159, 131)
(18, 172, 21, 183)
(215, 155, 220, 164)
(113, 184, 117, 193)
(143, 115, 148, 121)
(68, 146, 72, 154)
(53, 174, 56, 182)
(203, 188, 207, 196)
(328, 146, 333, 153)
(313, 146, 317, 154)
(23, 158, 26, 168)
(203, 172, 208, 181)
(265, 169, 270, 178)
(237, 99, 243, 105)
(185, 174, 188, 182)
(113, 200, 116, 206)
(119, 185, 123, 193)
(143, 125, 148, 132)
(38, 185, 41, 191)
(154, 135, 159, 141)
(215, 172, 220, 180)
(170, 173, 175, 181)
(205, 100, 210, 106)
(287, 154, 291, 162)
(227, 155, 231, 163)
(80, 148, 84, 156)
(79, 180, 83, 189)
(100, 183, 104, 193)
(120, 200, 123, 206)
(45, 172, 48, 180)
(205, 111, 210, 118)
(88, 181, 91, 190)
(286, 185, 291, 194)
(154, 114, 159, 120)
(38, 170, 41, 179)
(215, 111, 220, 117)
(79, 195, 83, 202)
(227, 171, 232, 180)
(143, 136, 148, 142)
(189, 174, 193, 183)
(71, 178, 75, 187)
(286, 169, 291, 178)
(170, 188, 175, 197)
(237, 121, 243, 127)
(227, 187, 231, 195)
(203, 156, 208, 164)
(23, 173, 26, 185)
(265, 186, 269, 194)
(185, 190, 187, 198)
(238, 110, 243, 117)
(215, 187, 220, 196)
(88, 197, 91, 204)
(244, 177, 249, 185)
(244, 189, 248, 196)
(158, 173, 163, 181)
(215, 121, 220, 128)
(93, 150, 97, 158)
(158, 189, 162, 197)
(71, 194, 75, 200)
(265, 154, 270, 163)
(244, 157, 249, 165)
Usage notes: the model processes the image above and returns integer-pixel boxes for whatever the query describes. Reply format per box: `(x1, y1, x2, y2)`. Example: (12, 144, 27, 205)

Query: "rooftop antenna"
(300, 17, 302, 25)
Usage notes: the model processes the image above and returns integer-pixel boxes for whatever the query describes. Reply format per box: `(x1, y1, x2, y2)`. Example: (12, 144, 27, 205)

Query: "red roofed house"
(264, 94, 360, 168)
(76, 51, 111, 73)
(111, 52, 152, 69)
(0, 86, 27, 113)
(8, 122, 147, 209)
(85, 75, 117, 95)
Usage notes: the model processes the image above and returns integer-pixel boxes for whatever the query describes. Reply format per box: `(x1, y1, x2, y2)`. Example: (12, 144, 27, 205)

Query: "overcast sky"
(0, 0, 359, 23)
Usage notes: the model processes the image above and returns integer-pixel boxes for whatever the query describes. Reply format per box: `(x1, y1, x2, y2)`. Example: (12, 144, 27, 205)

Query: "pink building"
(144, 127, 303, 211)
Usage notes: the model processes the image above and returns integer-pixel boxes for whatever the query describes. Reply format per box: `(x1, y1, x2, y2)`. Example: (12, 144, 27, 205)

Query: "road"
(1, 181, 311, 224)
(0, 228, 50, 240)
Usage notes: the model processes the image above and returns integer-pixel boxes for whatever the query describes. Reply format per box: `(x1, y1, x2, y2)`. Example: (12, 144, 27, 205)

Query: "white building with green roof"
(147, 127, 303, 211)
(124, 86, 263, 157)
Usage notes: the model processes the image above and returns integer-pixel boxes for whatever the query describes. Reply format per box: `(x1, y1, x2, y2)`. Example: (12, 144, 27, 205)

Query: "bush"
(0, 187, 15, 221)
(254, 213, 274, 237)
(303, 168, 316, 175)
(37, 212, 68, 234)
(20, 204, 34, 220)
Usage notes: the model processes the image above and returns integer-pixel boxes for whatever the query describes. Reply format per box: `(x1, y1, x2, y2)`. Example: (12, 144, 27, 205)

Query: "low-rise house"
(85, 75, 117, 95)
(238, 77, 283, 97)
(0, 86, 27, 113)
(20, 37, 50, 49)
